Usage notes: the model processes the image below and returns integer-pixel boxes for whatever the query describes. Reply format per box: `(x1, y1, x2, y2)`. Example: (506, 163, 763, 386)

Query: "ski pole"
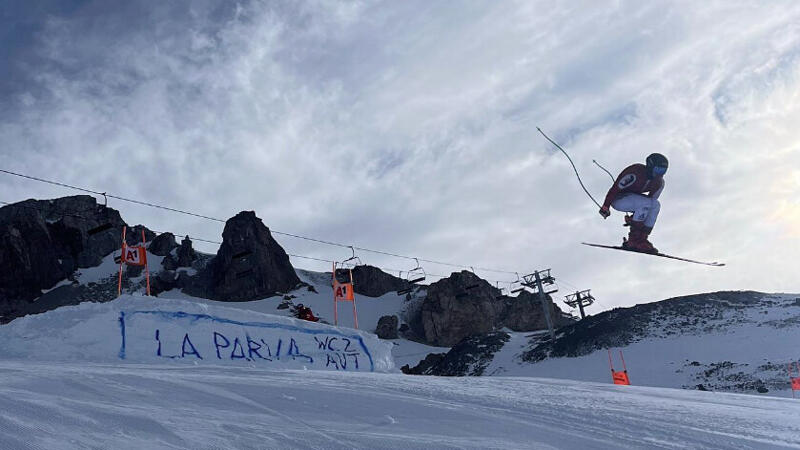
(537, 127, 602, 209)
(593, 159, 615, 182)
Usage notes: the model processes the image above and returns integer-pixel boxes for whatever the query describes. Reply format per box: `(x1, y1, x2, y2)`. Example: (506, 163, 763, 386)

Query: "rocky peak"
(149, 232, 178, 256)
(417, 270, 572, 347)
(177, 236, 196, 267)
(420, 271, 506, 346)
(210, 211, 300, 301)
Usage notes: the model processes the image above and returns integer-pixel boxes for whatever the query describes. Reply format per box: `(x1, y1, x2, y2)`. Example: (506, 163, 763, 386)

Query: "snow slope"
(42, 246, 448, 370)
(1, 361, 799, 449)
(157, 269, 450, 368)
(0, 295, 393, 373)
(3, 262, 800, 448)
(484, 293, 800, 397)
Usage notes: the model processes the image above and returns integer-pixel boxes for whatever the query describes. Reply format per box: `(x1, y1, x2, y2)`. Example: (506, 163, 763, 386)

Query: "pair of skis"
(581, 242, 725, 267)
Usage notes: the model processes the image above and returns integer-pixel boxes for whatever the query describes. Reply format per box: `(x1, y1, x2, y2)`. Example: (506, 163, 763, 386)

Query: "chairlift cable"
(1, 168, 524, 276)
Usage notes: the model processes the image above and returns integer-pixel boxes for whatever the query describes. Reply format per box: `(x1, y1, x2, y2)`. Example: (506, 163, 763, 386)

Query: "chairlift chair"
(494, 281, 507, 299)
(510, 273, 525, 294)
(398, 258, 426, 295)
(465, 266, 480, 290)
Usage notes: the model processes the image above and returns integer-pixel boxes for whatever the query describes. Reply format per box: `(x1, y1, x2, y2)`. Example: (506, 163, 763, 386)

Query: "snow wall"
(0, 295, 395, 373)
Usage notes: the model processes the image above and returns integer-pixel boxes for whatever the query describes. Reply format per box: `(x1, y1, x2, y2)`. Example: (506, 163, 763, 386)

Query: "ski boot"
(622, 221, 658, 254)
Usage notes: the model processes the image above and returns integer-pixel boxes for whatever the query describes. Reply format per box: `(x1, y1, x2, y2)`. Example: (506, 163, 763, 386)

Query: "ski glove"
(599, 206, 611, 219)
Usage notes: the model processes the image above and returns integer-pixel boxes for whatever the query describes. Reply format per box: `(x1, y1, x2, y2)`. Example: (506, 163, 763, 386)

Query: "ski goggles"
(652, 165, 668, 176)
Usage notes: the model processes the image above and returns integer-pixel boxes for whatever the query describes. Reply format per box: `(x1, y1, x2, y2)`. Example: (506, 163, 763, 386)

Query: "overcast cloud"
(2, 0, 799, 311)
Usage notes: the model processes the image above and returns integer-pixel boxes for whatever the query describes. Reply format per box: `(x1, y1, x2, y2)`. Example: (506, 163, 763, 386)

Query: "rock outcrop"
(420, 271, 507, 346)
(375, 315, 399, 339)
(176, 236, 196, 267)
(404, 332, 511, 376)
(502, 290, 572, 331)
(210, 211, 300, 301)
(0, 196, 126, 318)
(418, 271, 571, 347)
(149, 233, 178, 256)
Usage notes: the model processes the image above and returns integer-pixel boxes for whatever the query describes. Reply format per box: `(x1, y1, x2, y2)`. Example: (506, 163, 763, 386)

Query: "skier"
(598, 153, 668, 253)
(293, 304, 319, 322)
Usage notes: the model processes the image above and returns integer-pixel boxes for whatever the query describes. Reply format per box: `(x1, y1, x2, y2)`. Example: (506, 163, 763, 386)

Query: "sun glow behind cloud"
(1, 0, 800, 309)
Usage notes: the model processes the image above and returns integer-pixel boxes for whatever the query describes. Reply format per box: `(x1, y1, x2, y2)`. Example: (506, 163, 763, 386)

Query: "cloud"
(2, 0, 800, 310)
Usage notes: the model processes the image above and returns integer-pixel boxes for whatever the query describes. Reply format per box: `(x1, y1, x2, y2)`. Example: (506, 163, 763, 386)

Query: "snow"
(0, 361, 799, 449)
(0, 295, 394, 373)
(158, 268, 447, 369)
(3, 275, 800, 447)
(73, 252, 121, 284)
(484, 294, 800, 397)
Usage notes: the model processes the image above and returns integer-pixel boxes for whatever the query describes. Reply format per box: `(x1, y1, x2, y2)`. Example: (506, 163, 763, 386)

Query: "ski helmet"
(646, 153, 668, 177)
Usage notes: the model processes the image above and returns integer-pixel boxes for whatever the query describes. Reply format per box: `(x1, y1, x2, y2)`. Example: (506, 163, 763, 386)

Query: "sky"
(1, 0, 799, 312)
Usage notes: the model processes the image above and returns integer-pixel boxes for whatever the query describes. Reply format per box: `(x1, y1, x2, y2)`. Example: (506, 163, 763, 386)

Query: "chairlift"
(335, 246, 362, 282)
(340, 246, 362, 268)
(494, 281, 506, 299)
(407, 258, 426, 284)
(510, 272, 525, 294)
(88, 223, 114, 235)
(397, 258, 426, 295)
(465, 266, 480, 290)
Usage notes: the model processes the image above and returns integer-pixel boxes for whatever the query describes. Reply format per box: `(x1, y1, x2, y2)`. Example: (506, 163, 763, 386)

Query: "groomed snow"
(1, 362, 799, 449)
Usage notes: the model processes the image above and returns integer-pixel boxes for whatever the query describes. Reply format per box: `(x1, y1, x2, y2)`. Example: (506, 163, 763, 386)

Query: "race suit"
(602, 163, 664, 228)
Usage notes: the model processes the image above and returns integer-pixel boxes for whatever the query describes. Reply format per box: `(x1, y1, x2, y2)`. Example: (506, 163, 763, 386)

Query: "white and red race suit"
(602, 163, 664, 228)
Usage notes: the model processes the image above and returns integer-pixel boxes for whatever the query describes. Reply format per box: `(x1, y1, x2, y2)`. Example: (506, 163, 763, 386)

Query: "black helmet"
(646, 153, 668, 177)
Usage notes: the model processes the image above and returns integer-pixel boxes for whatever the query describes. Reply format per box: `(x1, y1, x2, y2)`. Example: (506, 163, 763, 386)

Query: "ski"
(582, 242, 725, 267)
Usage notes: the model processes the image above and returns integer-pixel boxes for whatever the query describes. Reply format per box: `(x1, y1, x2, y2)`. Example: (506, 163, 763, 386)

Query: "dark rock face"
(150, 270, 178, 296)
(420, 271, 505, 346)
(149, 233, 178, 256)
(404, 332, 511, 376)
(210, 211, 300, 301)
(0, 196, 126, 318)
(502, 290, 572, 331)
(375, 315, 399, 339)
(125, 225, 155, 246)
(417, 271, 572, 347)
(344, 265, 410, 297)
(401, 352, 447, 375)
(162, 254, 178, 271)
(177, 236, 196, 267)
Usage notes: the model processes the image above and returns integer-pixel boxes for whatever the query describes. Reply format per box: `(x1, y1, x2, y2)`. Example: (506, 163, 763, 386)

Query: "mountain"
(0, 294, 798, 449)
(0, 196, 568, 369)
(411, 290, 800, 397)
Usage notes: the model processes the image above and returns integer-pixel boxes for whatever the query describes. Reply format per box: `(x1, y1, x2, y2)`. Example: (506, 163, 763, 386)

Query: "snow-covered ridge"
(0, 295, 394, 373)
(477, 291, 800, 397)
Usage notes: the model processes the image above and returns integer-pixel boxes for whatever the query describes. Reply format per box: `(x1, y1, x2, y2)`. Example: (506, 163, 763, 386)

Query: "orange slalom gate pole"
(332, 263, 338, 326)
(117, 226, 127, 297)
(349, 268, 358, 329)
(142, 229, 151, 296)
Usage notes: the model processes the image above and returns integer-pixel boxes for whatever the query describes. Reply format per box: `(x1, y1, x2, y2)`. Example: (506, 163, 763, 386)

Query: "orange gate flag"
(612, 370, 631, 386)
(333, 280, 355, 301)
(121, 244, 147, 266)
(790, 362, 800, 398)
(608, 349, 631, 386)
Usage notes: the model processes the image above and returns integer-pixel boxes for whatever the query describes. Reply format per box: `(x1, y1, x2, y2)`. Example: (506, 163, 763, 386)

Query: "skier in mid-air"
(598, 153, 668, 253)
